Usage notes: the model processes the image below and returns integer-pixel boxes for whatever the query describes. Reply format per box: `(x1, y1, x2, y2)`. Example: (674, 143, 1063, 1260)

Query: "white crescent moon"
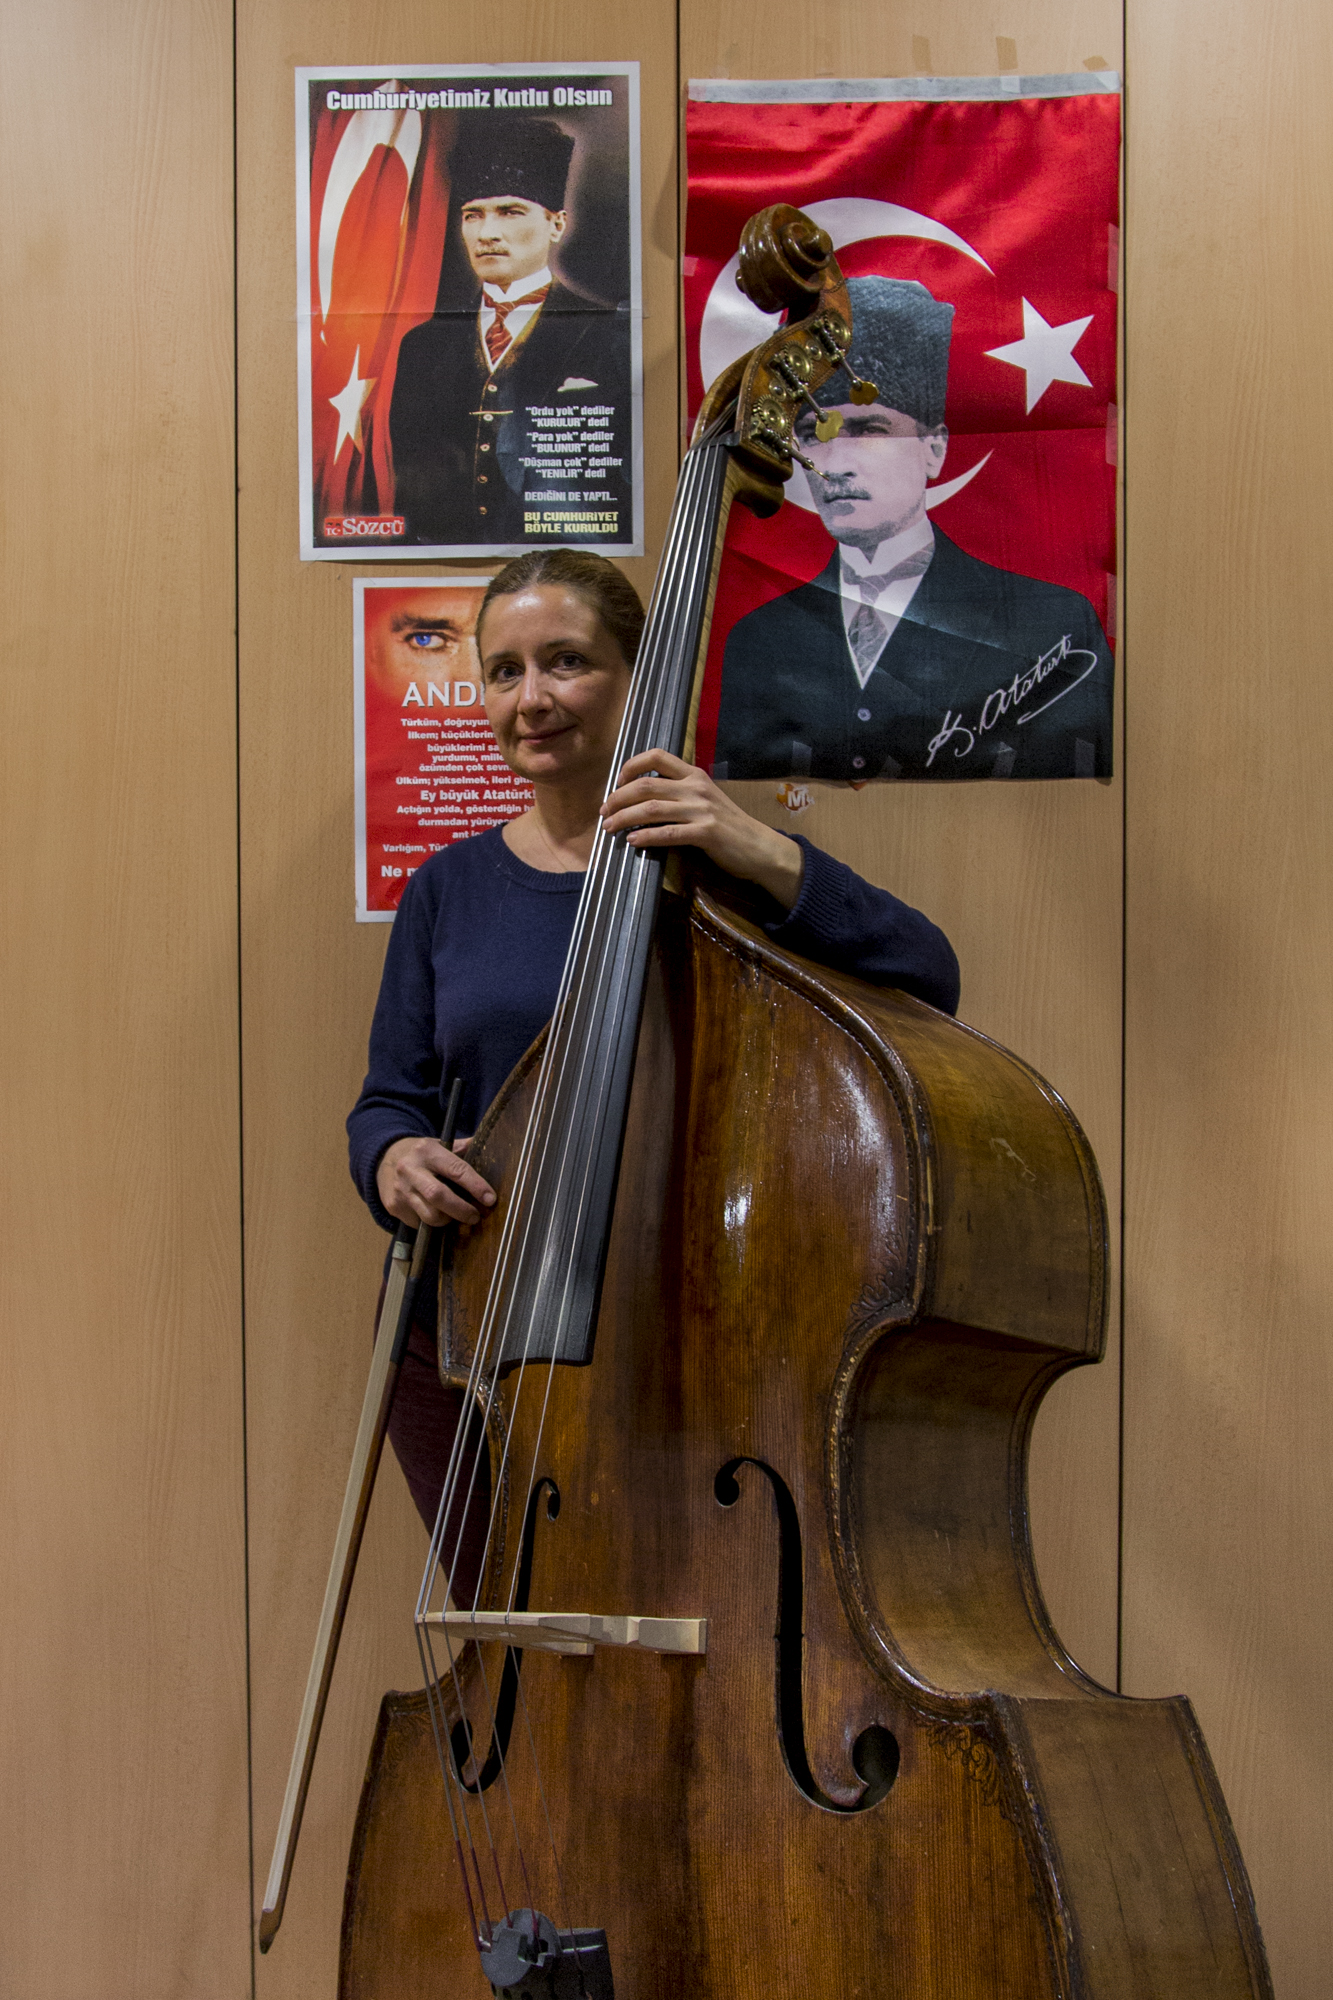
(698, 196, 993, 515)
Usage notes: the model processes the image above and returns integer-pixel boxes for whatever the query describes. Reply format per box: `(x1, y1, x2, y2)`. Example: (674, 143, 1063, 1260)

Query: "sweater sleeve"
(761, 836, 961, 1014)
(347, 868, 446, 1231)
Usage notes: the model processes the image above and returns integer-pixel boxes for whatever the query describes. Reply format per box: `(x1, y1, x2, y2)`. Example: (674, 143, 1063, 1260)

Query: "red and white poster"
(685, 74, 1120, 785)
(354, 579, 533, 920)
(297, 64, 643, 562)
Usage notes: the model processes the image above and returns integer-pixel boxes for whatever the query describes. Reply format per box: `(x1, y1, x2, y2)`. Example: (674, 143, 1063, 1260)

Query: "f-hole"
(715, 1456, 898, 1814)
(449, 1476, 560, 1795)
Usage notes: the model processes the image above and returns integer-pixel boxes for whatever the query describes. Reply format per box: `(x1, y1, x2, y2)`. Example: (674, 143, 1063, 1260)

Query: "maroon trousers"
(382, 1289, 490, 1605)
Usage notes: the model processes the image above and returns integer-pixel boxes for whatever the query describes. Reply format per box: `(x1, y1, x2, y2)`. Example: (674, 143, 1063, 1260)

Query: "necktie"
(846, 548, 933, 679)
(484, 286, 550, 368)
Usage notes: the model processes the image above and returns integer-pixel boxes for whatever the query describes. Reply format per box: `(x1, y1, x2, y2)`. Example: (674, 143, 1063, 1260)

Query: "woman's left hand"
(600, 749, 805, 910)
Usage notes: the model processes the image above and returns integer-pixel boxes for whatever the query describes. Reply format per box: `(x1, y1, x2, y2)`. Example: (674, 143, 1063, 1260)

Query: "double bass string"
(421, 428, 729, 1618)
(424, 448, 731, 1949)
(416, 424, 735, 1952)
(425, 434, 729, 1662)
(416, 495, 688, 1613)
(438, 429, 729, 1646)
(470, 435, 732, 1593)
(416, 1420, 518, 1945)
(415, 437, 723, 1800)
(413, 1625, 500, 1944)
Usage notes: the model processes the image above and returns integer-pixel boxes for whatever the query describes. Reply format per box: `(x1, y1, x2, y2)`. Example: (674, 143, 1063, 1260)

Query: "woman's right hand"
(376, 1135, 497, 1230)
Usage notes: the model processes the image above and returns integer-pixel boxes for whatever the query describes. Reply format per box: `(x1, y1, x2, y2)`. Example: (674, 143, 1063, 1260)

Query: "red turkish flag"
(684, 82, 1120, 774)
(308, 87, 453, 532)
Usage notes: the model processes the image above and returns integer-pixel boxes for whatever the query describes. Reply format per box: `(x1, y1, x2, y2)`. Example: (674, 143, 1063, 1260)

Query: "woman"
(348, 549, 960, 1537)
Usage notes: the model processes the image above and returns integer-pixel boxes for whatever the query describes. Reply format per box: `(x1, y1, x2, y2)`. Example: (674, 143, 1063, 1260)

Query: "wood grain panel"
(1122, 0, 1333, 1990)
(683, 0, 1125, 1683)
(0, 3, 248, 1996)
(236, 5, 678, 1992)
(692, 0, 1121, 88)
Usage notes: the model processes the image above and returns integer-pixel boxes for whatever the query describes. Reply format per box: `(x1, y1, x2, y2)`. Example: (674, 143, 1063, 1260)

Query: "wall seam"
(1115, 2, 1128, 1699)
(231, 0, 257, 1984)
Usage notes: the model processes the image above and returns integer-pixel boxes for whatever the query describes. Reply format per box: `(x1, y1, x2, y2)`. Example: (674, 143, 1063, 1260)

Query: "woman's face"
(479, 584, 632, 792)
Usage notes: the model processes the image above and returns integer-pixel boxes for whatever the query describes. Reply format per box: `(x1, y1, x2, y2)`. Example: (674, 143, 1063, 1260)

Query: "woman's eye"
(553, 652, 586, 672)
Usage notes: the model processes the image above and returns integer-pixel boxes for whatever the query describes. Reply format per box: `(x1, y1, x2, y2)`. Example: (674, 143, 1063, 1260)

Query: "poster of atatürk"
(354, 579, 533, 921)
(686, 74, 1120, 784)
(298, 65, 642, 561)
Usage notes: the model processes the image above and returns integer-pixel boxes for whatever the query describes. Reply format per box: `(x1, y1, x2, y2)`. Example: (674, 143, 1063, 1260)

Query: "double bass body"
(342, 881, 1270, 1999)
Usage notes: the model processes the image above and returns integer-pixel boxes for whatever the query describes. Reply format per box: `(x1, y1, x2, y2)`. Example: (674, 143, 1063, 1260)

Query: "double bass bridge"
(419, 1609, 708, 1659)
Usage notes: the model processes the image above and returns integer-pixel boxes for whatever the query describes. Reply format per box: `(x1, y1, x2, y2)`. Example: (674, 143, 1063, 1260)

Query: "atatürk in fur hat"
(814, 275, 955, 429)
(452, 119, 575, 212)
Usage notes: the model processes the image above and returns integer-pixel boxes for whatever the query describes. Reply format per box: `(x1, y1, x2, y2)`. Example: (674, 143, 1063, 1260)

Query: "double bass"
(321, 208, 1269, 1999)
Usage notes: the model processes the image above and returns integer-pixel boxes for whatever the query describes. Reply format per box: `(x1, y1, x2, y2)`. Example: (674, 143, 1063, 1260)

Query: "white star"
(329, 346, 376, 458)
(986, 300, 1094, 414)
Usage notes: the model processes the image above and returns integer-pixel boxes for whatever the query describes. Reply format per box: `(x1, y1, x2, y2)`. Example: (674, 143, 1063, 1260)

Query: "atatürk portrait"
(390, 116, 632, 550)
(715, 277, 1114, 783)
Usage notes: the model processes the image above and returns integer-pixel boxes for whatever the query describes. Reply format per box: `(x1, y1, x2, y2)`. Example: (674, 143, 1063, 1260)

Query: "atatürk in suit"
(715, 529, 1114, 783)
(389, 285, 630, 548)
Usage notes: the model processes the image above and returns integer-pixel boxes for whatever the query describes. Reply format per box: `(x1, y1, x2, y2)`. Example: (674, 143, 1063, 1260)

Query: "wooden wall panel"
(10, 0, 1329, 1988)
(694, 2, 1120, 87)
(0, 4, 248, 1997)
(1123, 0, 1333, 1990)
(683, 0, 1125, 1685)
(237, 4, 678, 1991)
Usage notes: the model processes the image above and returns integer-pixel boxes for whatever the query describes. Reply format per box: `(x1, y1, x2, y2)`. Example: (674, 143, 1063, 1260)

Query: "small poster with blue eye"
(298, 63, 642, 560)
(354, 579, 534, 920)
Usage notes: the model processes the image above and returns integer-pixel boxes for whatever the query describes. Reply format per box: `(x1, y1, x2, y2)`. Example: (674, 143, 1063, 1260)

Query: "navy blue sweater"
(348, 826, 959, 1231)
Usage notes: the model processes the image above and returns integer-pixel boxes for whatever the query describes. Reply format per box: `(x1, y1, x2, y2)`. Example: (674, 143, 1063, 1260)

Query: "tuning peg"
(809, 317, 880, 407)
(789, 445, 832, 482)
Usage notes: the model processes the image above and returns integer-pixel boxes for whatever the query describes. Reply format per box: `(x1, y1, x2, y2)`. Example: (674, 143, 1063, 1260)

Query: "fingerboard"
(476, 429, 733, 1375)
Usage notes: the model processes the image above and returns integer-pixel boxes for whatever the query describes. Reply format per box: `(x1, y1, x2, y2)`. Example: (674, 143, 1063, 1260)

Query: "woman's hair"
(475, 550, 646, 666)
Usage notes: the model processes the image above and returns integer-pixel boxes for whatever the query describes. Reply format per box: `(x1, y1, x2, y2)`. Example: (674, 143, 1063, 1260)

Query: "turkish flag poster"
(354, 579, 533, 921)
(297, 65, 643, 562)
(685, 75, 1120, 784)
